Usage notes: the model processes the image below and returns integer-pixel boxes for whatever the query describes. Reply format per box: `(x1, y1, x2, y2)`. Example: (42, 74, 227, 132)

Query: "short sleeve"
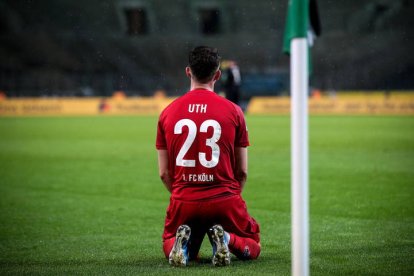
(155, 116, 167, 150)
(234, 106, 250, 147)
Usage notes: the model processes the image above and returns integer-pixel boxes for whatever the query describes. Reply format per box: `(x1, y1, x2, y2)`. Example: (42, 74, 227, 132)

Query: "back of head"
(189, 46, 221, 83)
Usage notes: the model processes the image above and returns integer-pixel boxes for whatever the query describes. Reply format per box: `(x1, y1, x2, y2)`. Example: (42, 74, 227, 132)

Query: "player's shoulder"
(159, 94, 187, 116)
(209, 92, 233, 106)
(205, 93, 244, 119)
(219, 96, 243, 114)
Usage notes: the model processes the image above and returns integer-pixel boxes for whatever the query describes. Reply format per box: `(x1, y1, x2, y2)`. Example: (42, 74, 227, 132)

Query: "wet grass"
(0, 115, 413, 275)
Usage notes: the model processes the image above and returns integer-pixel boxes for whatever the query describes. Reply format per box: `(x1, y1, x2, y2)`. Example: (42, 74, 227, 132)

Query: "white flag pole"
(291, 37, 309, 276)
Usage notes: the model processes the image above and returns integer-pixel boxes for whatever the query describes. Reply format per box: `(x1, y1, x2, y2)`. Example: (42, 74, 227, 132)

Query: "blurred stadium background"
(0, 0, 413, 275)
(0, 0, 413, 100)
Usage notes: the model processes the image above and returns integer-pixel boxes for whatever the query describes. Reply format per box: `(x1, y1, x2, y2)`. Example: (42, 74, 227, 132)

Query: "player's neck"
(190, 81, 215, 92)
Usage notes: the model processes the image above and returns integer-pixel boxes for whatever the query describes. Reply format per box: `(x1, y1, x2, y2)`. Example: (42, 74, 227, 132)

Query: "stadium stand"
(0, 0, 413, 97)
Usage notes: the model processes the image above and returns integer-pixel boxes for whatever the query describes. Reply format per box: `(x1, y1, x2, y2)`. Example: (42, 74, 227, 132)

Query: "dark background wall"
(0, 0, 413, 97)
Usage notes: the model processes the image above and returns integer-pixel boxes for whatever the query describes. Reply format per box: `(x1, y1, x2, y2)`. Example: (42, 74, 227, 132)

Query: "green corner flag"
(283, 0, 321, 74)
(283, 0, 309, 54)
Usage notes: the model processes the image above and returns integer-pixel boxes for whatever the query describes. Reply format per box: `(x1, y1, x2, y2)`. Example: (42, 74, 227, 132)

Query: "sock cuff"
(228, 232, 235, 248)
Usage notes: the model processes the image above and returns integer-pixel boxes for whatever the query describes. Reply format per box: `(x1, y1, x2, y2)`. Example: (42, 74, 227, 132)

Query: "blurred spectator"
(154, 89, 167, 99)
(98, 99, 110, 113)
(0, 91, 6, 100)
(112, 91, 126, 99)
(221, 60, 241, 106)
(312, 88, 322, 99)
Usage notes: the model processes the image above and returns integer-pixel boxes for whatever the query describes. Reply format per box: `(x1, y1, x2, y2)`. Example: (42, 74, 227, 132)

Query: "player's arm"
(157, 149, 173, 193)
(235, 146, 248, 191)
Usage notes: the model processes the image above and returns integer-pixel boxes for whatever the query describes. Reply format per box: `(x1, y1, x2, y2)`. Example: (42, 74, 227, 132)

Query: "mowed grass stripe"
(0, 115, 413, 275)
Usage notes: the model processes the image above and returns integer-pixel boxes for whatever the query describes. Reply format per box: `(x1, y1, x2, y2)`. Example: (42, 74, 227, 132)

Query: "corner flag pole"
(283, 0, 310, 275)
(291, 38, 309, 276)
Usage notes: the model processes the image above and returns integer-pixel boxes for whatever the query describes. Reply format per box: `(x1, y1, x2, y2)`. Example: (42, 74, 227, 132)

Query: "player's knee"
(235, 242, 261, 260)
(163, 238, 175, 259)
(250, 244, 261, 260)
(246, 245, 261, 260)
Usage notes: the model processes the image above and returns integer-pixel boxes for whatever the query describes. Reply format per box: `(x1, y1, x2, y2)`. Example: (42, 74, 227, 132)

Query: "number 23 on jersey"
(174, 119, 221, 168)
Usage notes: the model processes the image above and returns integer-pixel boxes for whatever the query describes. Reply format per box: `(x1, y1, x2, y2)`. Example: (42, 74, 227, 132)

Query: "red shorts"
(163, 194, 260, 258)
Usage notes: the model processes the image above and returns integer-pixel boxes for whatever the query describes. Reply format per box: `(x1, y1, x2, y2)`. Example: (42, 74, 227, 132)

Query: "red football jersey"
(156, 88, 249, 201)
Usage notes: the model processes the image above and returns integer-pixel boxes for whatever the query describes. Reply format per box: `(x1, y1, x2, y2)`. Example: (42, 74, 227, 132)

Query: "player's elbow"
(159, 171, 169, 183)
(160, 171, 173, 193)
(236, 169, 247, 183)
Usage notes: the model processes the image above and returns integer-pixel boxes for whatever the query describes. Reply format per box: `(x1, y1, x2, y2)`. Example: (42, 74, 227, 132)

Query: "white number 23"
(174, 119, 221, 168)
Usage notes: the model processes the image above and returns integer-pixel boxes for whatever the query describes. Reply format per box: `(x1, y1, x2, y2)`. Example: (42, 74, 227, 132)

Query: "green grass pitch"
(0, 115, 413, 275)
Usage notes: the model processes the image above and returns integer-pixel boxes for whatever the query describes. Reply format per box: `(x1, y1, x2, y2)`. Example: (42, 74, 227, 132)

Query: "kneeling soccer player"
(156, 46, 260, 266)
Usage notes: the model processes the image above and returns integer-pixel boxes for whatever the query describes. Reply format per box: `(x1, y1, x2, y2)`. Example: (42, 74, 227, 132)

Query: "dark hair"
(189, 46, 221, 83)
